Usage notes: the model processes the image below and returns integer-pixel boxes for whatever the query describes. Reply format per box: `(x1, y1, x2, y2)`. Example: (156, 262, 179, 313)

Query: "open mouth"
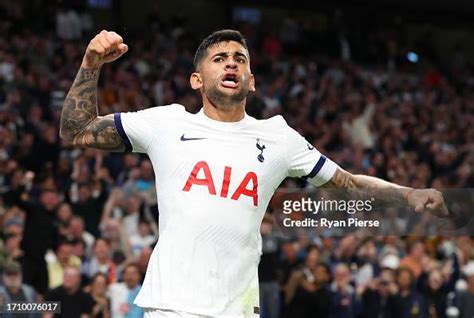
(221, 73, 239, 88)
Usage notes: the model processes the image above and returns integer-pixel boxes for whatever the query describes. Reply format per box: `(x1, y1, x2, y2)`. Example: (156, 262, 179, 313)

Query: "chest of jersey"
(150, 122, 286, 209)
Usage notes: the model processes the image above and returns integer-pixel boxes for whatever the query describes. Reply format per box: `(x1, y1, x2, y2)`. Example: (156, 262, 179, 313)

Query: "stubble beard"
(205, 79, 249, 109)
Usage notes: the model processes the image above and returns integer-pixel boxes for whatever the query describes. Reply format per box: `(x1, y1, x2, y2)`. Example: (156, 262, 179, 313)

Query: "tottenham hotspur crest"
(256, 138, 265, 163)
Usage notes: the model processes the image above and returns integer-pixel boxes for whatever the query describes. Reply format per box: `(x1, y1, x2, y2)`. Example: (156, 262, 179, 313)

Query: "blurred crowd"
(0, 1, 473, 318)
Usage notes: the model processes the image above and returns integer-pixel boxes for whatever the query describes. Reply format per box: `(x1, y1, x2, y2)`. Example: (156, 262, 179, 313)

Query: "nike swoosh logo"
(307, 143, 315, 150)
(180, 134, 206, 141)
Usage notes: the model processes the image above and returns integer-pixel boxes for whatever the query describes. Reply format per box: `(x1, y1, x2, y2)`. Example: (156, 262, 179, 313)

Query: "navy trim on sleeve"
(114, 113, 132, 152)
(303, 155, 327, 180)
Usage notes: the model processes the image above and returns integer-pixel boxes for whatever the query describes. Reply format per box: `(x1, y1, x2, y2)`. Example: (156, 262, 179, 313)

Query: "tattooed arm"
(59, 30, 128, 151)
(60, 66, 124, 151)
(322, 167, 448, 216)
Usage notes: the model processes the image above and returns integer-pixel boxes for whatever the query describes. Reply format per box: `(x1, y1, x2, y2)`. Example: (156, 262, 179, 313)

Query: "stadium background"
(0, 0, 473, 317)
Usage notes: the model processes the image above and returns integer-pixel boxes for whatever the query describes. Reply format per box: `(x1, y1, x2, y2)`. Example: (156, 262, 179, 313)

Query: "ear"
(248, 73, 256, 92)
(190, 72, 203, 90)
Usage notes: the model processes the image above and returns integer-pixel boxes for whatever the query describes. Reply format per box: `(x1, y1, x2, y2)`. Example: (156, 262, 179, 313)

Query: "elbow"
(59, 129, 67, 141)
(59, 118, 70, 141)
(59, 126, 80, 146)
(59, 126, 73, 144)
(59, 119, 83, 146)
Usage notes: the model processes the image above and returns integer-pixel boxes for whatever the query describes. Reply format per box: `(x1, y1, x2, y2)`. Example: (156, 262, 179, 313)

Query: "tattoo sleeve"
(321, 167, 412, 206)
(60, 67, 125, 152)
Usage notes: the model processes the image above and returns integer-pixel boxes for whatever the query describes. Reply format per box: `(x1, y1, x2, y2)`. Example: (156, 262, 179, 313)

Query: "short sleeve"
(285, 125, 338, 186)
(114, 104, 184, 153)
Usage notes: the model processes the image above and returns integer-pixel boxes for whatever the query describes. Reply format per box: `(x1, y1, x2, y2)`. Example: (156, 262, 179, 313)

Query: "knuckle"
(111, 32, 123, 42)
(109, 37, 119, 45)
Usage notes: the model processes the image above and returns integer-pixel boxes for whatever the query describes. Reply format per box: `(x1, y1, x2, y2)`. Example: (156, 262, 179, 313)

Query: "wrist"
(404, 188, 416, 202)
(81, 57, 103, 70)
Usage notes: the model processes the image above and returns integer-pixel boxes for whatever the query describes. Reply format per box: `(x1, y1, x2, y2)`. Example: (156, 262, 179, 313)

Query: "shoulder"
(109, 282, 126, 292)
(46, 286, 63, 299)
(134, 103, 186, 119)
(22, 284, 37, 296)
(252, 114, 287, 127)
(288, 269, 305, 282)
(249, 114, 291, 134)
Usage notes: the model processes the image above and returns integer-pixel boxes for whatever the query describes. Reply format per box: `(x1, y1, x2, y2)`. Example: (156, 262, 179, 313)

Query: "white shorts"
(143, 308, 260, 318)
(144, 308, 212, 318)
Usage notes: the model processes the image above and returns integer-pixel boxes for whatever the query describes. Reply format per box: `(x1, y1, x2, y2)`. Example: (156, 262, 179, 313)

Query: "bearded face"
(192, 41, 255, 109)
(204, 70, 251, 107)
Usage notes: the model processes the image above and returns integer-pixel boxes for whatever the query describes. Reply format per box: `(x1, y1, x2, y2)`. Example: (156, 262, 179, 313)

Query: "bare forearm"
(352, 174, 409, 190)
(60, 66, 101, 142)
(323, 168, 411, 205)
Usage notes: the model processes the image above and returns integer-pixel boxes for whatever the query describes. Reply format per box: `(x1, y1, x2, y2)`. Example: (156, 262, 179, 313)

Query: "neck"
(65, 286, 78, 294)
(92, 291, 103, 298)
(97, 256, 108, 264)
(8, 286, 20, 294)
(401, 288, 410, 296)
(202, 96, 246, 122)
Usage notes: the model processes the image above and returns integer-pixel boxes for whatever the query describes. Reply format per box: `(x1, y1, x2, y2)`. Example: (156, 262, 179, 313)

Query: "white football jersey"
(114, 104, 338, 317)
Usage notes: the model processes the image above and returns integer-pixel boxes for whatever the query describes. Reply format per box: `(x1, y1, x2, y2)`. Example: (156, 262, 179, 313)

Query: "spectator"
(122, 194, 143, 238)
(284, 260, 332, 318)
(0, 260, 38, 318)
(108, 263, 143, 318)
(354, 238, 378, 287)
(82, 238, 117, 285)
(259, 214, 282, 318)
(455, 263, 474, 318)
(129, 220, 156, 258)
(3, 189, 61, 296)
(55, 7, 83, 40)
(122, 159, 156, 206)
(45, 266, 93, 318)
(284, 246, 329, 317)
(137, 247, 152, 281)
(56, 202, 74, 238)
(70, 182, 107, 237)
(400, 241, 426, 279)
(116, 154, 139, 186)
(2, 219, 24, 263)
(330, 263, 359, 318)
(71, 238, 88, 264)
(280, 241, 301, 285)
(393, 266, 428, 318)
(418, 267, 453, 318)
(358, 268, 399, 318)
(67, 216, 95, 258)
(87, 273, 111, 318)
(47, 239, 81, 289)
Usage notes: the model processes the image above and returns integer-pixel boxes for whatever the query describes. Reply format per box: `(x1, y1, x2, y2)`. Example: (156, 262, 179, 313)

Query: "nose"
(225, 58, 238, 70)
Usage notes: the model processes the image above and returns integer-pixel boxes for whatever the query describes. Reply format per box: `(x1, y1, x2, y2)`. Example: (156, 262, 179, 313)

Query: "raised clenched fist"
(82, 30, 128, 68)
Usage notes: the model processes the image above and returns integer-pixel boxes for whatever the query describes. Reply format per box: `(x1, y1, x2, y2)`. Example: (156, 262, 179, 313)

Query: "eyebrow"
(211, 51, 248, 61)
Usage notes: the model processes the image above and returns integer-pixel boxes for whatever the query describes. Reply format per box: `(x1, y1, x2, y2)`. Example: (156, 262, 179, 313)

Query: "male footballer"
(60, 29, 448, 317)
